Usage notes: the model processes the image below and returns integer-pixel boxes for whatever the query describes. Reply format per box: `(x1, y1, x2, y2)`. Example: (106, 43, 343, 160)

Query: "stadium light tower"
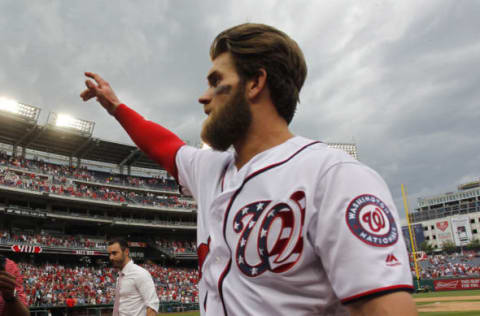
(0, 97, 41, 122)
(48, 112, 95, 136)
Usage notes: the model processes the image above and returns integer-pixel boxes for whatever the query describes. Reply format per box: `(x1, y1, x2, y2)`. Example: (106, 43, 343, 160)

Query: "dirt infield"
(415, 295, 480, 302)
(415, 295, 480, 312)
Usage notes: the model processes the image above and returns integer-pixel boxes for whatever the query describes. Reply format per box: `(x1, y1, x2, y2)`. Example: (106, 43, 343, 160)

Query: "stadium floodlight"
(48, 112, 95, 136)
(56, 114, 79, 128)
(0, 97, 40, 121)
(0, 97, 19, 114)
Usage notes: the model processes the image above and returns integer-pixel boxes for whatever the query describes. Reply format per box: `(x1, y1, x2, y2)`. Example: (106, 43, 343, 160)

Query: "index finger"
(84, 72, 107, 86)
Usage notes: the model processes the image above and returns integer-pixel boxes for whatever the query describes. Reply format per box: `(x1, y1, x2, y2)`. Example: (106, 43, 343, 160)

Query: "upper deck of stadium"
(0, 99, 168, 172)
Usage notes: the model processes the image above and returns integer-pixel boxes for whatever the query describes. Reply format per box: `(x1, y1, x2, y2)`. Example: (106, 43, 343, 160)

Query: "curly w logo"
(232, 191, 306, 277)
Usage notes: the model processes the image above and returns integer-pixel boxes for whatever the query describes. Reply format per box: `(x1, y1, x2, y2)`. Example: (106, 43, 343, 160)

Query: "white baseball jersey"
(176, 136, 413, 316)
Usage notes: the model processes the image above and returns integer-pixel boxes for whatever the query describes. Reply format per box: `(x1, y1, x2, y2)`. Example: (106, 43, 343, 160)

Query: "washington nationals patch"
(346, 194, 398, 247)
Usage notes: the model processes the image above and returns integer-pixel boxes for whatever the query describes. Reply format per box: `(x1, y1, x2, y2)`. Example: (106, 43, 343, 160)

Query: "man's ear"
(246, 68, 267, 100)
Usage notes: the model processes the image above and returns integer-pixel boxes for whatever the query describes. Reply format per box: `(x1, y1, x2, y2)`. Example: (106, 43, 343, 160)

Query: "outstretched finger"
(85, 72, 107, 87)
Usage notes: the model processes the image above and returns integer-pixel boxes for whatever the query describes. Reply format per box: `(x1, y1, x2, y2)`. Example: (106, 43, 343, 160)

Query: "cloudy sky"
(0, 0, 479, 220)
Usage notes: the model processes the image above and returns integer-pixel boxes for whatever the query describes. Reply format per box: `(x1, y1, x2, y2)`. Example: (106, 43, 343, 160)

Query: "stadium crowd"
(0, 230, 197, 257)
(0, 153, 201, 309)
(0, 167, 195, 209)
(18, 262, 198, 307)
(0, 151, 177, 192)
(0, 230, 107, 250)
(416, 251, 480, 279)
(155, 240, 197, 255)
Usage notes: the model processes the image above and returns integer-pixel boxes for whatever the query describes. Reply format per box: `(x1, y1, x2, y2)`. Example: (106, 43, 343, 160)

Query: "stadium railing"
(30, 304, 113, 316)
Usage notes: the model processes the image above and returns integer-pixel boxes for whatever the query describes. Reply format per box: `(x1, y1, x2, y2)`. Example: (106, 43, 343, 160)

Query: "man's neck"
(120, 258, 131, 271)
(234, 120, 293, 170)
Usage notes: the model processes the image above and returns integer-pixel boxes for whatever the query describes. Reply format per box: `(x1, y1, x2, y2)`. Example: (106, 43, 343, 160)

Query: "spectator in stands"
(108, 238, 159, 316)
(16, 260, 197, 307)
(0, 255, 29, 316)
(65, 296, 76, 308)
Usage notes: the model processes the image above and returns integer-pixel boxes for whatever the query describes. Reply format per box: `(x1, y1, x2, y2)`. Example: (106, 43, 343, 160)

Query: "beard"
(110, 254, 126, 268)
(201, 84, 252, 151)
(111, 259, 122, 268)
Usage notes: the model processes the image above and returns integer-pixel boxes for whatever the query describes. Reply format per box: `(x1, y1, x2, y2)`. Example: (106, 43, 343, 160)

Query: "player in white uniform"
(81, 23, 418, 315)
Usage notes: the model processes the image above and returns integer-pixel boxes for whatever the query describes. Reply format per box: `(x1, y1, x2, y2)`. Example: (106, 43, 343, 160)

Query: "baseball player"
(81, 23, 417, 316)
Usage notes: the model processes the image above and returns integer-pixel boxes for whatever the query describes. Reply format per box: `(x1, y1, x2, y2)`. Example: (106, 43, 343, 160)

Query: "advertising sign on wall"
(435, 219, 453, 243)
(128, 242, 147, 248)
(434, 278, 480, 291)
(11, 245, 43, 253)
(451, 216, 473, 246)
(1, 244, 107, 256)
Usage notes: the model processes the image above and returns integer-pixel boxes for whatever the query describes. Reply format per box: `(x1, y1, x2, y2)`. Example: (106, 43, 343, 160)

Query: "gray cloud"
(0, 0, 478, 218)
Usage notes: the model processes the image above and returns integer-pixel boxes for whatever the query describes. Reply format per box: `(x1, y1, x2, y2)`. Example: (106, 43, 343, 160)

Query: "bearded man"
(107, 239, 158, 316)
(82, 23, 417, 316)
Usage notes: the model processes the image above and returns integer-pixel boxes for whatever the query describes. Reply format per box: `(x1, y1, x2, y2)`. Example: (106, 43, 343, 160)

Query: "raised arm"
(80, 72, 185, 179)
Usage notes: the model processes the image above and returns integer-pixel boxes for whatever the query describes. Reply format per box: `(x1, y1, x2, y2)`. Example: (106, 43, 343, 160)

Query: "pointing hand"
(81, 72, 121, 115)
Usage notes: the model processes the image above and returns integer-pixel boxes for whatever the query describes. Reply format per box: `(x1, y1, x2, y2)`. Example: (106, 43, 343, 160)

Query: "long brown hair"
(210, 23, 307, 124)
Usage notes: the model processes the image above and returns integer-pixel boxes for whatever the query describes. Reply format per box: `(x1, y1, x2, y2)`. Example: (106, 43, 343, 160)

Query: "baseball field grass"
(414, 289, 480, 298)
(414, 289, 480, 315)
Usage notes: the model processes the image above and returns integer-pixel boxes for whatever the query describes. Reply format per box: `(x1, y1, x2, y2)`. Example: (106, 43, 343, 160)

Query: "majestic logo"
(386, 253, 401, 267)
(346, 194, 398, 247)
(233, 191, 306, 277)
(436, 221, 449, 231)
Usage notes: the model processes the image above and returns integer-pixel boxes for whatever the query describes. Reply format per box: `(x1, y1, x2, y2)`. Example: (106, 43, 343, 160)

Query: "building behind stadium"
(402, 179, 480, 251)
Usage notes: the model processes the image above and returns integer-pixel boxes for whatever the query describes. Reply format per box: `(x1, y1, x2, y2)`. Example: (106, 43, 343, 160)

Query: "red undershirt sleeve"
(113, 104, 186, 180)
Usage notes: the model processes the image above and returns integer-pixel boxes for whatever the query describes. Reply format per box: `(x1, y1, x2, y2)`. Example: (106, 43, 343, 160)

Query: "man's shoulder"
(180, 144, 233, 157)
(178, 144, 234, 166)
(289, 136, 358, 165)
(287, 137, 379, 184)
(130, 263, 152, 277)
